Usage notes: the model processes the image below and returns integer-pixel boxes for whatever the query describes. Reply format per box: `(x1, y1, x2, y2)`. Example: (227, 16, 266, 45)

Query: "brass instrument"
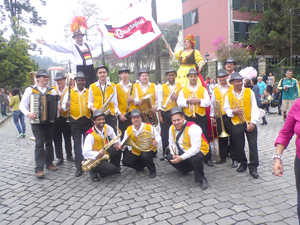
(210, 117, 220, 162)
(189, 91, 196, 118)
(232, 100, 250, 128)
(213, 100, 230, 138)
(162, 87, 177, 110)
(66, 80, 71, 123)
(81, 127, 122, 172)
(99, 90, 115, 115)
(121, 130, 156, 152)
(138, 94, 158, 126)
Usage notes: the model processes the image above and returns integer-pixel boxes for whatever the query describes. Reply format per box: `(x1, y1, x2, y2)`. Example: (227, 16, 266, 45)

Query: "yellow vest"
(52, 86, 69, 118)
(86, 126, 110, 158)
(126, 123, 157, 156)
(182, 85, 206, 117)
(171, 122, 209, 156)
(116, 83, 135, 114)
(70, 88, 91, 120)
(213, 85, 234, 115)
(228, 88, 252, 125)
(90, 82, 115, 115)
(134, 83, 156, 105)
(162, 83, 182, 111)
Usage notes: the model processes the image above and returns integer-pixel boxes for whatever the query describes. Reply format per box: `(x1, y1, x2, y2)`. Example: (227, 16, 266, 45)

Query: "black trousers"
(294, 155, 300, 223)
(70, 117, 93, 170)
(167, 152, 205, 182)
(31, 123, 55, 173)
(77, 65, 97, 88)
(231, 123, 259, 171)
(185, 114, 211, 160)
(160, 110, 172, 155)
(91, 159, 118, 178)
(267, 85, 273, 95)
(216, 115, 237, 160)
(106, 114, 117, 134)
(54, 116, 72, 159)
(106, 146, 121, 168)
(118, 112, 132, 140)
(122, 149, 157, 173)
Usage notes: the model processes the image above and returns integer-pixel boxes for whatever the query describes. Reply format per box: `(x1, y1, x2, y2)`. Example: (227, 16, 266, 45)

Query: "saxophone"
(99, 90, 115, 115)
(81, 127, 122, 172)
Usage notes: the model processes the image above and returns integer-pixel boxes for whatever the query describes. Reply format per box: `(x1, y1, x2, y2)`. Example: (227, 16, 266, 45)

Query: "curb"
(0, 113, 13, 126)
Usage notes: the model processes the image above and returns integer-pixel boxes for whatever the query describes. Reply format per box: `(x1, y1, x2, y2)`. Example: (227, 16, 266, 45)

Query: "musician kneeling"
(121, 109, 161, 178)
(82, 110, 121, 182)
(167, 107, 209, 190)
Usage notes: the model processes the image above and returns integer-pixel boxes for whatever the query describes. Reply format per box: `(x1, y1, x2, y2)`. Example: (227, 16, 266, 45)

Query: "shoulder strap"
(30, 85, 44, 95)
(74, 44, 86, 66)
(176, 121, 188, 143)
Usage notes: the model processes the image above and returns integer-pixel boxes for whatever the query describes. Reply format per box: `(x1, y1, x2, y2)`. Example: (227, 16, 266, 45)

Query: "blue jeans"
(13, 110, 26, 134)
(1, 103, 7, 115)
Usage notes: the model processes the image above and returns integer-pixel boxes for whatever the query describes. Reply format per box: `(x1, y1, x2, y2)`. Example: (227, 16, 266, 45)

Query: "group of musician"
(20, 55, 260, 189)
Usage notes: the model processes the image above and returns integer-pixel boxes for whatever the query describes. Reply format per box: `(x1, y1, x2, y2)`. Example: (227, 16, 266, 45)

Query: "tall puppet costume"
(172, 34, 205, 87)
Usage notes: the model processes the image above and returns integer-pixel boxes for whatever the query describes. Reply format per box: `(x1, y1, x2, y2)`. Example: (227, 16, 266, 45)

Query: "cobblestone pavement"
(0, 113, 298, 225)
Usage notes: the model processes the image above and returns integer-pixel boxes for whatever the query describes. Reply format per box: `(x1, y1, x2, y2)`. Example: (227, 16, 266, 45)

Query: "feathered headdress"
(71, 16, 88, 32)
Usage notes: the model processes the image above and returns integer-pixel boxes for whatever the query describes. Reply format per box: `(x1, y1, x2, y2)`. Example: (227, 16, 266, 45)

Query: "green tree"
(162, 24, 181, 50)
(30, 55, 55, 69)
(248, 0, 300, 58)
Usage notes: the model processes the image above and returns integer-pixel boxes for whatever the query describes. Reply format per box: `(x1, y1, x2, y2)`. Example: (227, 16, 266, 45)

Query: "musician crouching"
(19, 69, 59, 179)
(167, 107, 209, 190)
(52, 72, 74, 166)
(177, 68, 213, 167)
(121, 109, 161, 178)
(62, 72, 93, 177)
(82, 110, 121, 182)
(116, 65, 135, 139)
(224, 72, 260, 178)
(158, 68, 182, 159)
(210, 69, 237, 167)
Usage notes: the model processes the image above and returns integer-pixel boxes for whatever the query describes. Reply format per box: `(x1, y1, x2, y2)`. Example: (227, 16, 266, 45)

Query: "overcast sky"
(13, 0, 182, 62)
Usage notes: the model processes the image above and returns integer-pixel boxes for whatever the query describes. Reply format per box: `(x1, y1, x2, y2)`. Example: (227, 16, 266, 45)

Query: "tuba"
(81, 127, 122, 172)
(138, 94, 158, 126)
(122, 130, 156, 152)
(99, 90, 115, 116)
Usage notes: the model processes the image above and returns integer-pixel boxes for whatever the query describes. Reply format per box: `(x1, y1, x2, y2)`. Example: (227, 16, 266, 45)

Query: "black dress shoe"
(231, 160, 238, 168)
(75, 169, 83, 177)
(56, 158, 63, 166)
(89, 171, 100, 182)
(205, 160, 214, 167)
(149, 172, 156, 179)
(200, 177, 209, 190)
(215, 158, 226, 164)
(67, 156, 75, 162)
(237, 164, 247, 172)
(249, 170, 259, 179)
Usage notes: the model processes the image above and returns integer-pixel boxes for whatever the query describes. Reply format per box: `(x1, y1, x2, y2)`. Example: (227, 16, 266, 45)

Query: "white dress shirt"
(223, 87, 259, 124)
(19, 85, 58, 117)
(121, 122, 161, 151)
(117, 80, 133, 115)
(210, 83, 231, 117)
(168, 121, 202, 161)
(62, 86, 87, 111)
(177, 84, 210, 108)
(133, 82, 159, 106)
(157, 81, 177, 111)
(45, 39, 102, 66)
(87, 81, 118, 113)
(82, 125, 116, 160)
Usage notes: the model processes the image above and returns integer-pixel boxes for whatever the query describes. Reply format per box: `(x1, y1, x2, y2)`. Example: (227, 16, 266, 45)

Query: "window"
(234, 22, 256, 42)
(194, 36, 200, 51)
(183, 8, 199, 29)
(233, 0, 263, 12)
(182, 0, 187, 2)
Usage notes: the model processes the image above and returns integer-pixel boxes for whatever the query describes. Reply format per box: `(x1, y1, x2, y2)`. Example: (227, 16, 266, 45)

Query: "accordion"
(30, 94, 60, 124)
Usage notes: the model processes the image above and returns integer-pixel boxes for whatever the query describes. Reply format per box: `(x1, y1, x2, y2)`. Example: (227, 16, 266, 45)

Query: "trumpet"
(162, 87, 177, 110)
(189, 91, 196, 118)
(232, 100, 250, 128)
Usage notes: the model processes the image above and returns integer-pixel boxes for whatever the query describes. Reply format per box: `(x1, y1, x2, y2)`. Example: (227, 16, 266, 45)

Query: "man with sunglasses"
(224, 56, 236, 80)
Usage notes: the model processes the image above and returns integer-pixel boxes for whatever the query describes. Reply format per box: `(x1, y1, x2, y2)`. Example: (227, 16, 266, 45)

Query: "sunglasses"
(225, 63, 235, 65)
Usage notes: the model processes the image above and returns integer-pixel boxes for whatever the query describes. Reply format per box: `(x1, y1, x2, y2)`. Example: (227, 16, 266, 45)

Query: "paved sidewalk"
(0, 114, 298, 224)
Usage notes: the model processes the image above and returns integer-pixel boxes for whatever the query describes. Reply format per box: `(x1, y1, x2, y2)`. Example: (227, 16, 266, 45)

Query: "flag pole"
(161, 35, 180, 67)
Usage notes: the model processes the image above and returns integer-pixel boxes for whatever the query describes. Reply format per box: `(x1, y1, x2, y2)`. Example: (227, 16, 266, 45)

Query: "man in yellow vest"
(167, 107, 209, 190)
(210, 69, 238, 167)
(121, 109, 161, 178)
(133, 68, 159, 123)
(158, 68, 182, 159)
(20, 69, 59, 179)
(224, 72, 260, 178)
(52, 72, 73, 166)
(116, 65, 135, 139)
(177, 68, 213, 167)
(88, 64, 118, 133)
(62, 71, 92, 177)
(82, 110, 121, 182)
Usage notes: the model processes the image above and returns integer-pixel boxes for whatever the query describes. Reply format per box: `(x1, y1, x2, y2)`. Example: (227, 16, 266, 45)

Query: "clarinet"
(66, 81, 71, 122)
(125, 84, 133, 116)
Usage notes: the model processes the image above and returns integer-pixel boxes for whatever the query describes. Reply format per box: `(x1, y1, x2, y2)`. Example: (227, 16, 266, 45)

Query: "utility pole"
(152, 0, 161, 81)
